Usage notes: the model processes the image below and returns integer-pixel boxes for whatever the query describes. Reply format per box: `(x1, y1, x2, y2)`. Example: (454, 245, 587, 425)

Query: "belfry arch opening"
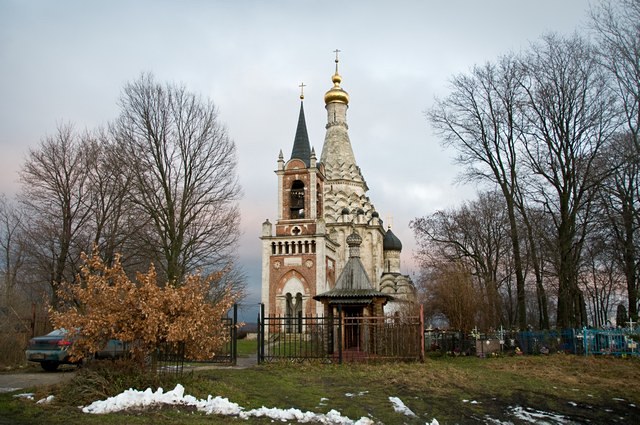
(289, 180, 305, 219)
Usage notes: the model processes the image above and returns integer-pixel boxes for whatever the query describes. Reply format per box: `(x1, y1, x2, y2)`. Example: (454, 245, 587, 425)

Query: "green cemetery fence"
(257, 304, 425, 363)
(423, 326, 640, 357)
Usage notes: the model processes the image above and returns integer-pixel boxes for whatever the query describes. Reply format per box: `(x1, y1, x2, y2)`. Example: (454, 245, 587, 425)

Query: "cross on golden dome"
(324, 49, 349, 105)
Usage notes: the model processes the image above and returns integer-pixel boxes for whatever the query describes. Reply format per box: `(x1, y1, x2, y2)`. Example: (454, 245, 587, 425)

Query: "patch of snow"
(567, 401, 577, 407)
(0, 387, 21, 394)
(13, 393, 34, 400)
(630, 403, 636, 407)
(470, 400, 480, 404)
(613, 398, 625, 401)
(509, 406, 569, 424)
(345, 391, 368, 398)
(82, 384, 375, 424)
(427, 419, 440, 425)
(462, 399, 469, 403)
(37, 395, 54, 404)
(388, 396, 416, 417)
(482, 416, 512, 424)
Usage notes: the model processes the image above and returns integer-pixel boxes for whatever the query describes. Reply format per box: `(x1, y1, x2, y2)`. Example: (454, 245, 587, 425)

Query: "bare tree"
(0, 196, 25, 299)
(429, 55, 530, 329)
(421, 261, 479, 332)
(412, 192, 512, 329)
(19, 124, 94, 304)
(580, 229, 625, 327)
(591, 0, 640, 321)
(114, 74, 242, 289)
(82, 130, 152, 273)
(520, 34, 619, 328)
(591, 0, 640, 150)
(594, 134, 640, 321)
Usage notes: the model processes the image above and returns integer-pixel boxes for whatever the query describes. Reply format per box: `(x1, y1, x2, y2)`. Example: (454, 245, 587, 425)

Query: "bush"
(55, 359, 186, 405)
(50, 250, 237, 368)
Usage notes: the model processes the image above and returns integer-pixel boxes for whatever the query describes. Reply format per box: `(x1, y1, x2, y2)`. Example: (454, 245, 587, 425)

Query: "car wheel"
(41, 361, 59, 372)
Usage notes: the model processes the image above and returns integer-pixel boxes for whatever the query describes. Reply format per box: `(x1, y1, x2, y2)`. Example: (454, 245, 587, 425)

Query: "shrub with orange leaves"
(50, 250, 236, 366)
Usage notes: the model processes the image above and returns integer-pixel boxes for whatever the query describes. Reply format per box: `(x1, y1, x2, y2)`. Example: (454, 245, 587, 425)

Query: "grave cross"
(626, 318, 637, 331)
(471, 326, 480, 340)
(498, 325, 505, 345)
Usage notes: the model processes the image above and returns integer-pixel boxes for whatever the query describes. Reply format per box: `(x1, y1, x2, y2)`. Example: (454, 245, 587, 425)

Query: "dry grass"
(2, 354, 639, 424)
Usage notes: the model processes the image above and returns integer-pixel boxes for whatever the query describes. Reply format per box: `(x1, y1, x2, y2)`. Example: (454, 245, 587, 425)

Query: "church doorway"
(343, 307, 363, 349)
(285, 292, 303, 333)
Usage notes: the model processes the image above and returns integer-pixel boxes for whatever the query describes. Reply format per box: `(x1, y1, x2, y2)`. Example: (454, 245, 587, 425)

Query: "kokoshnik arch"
(260, 52, 416, 322)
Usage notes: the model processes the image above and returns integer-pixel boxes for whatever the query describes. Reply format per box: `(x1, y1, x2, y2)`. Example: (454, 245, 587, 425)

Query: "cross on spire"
(299, 82, 306, 100)
(333, 48, 341, 73)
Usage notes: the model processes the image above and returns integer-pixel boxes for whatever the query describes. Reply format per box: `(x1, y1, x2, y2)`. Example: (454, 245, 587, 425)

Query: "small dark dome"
(356, 208, 365, 215)
(383, 228, 402, 251)
(371, 211, 379, 218)
(346, 231, 362, 246)
(341, 207, 350, 215)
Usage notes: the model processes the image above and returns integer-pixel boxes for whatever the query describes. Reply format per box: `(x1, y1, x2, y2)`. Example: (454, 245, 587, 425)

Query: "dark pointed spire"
(290, 84, 311, 167)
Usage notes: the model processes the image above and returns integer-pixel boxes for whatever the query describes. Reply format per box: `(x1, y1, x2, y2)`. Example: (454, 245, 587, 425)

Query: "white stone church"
(260, 55, 416, 321)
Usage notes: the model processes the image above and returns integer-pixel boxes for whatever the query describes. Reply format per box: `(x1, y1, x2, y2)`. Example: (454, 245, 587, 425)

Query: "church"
(260, 54, 416, 322)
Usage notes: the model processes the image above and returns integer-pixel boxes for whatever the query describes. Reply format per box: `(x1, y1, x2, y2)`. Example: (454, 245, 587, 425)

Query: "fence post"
(419, 304, 425, 362)
(258, 303, 265, 364)
(256, 312, 261, 365)
(338, 305, 343, 365)
(582, 326, 589, 356)
(232, 304, 238, 365)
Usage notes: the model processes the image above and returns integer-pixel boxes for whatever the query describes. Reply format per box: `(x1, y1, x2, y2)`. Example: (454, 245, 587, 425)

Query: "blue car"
(26, 329, 128, 371)
(25, 329, 77, 371)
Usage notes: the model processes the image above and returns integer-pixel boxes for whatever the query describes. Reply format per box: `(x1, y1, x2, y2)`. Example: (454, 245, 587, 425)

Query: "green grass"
(1, 355, 639, 424)
(235, 338, 257, 357)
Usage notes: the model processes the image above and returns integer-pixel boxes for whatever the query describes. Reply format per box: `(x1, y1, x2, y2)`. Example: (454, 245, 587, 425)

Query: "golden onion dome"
(324, 72, 349, 105)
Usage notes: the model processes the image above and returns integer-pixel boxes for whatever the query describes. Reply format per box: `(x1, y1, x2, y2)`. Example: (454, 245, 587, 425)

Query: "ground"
(1, 354, 638, 424)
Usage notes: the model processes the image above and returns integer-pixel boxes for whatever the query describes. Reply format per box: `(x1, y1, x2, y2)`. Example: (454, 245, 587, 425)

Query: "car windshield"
(46, 329, 67, 337)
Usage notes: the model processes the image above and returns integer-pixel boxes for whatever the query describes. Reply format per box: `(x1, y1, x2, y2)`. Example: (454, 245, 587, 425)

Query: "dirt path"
(0, 357, 257, 394)
(0, 367, 77, 393)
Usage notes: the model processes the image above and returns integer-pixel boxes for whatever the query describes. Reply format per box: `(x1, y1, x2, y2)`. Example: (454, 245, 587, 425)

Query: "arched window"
(285, 293, 293, 332)
(290, 180, 305, 219)
(284, 291, 303, 333)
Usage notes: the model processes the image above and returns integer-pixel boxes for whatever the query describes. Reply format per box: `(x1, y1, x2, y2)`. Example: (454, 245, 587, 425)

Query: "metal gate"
(257, 304, 424, 363)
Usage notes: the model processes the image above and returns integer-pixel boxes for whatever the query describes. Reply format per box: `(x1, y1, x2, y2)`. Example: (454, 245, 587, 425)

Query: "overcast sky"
(0, 0, 592, 317)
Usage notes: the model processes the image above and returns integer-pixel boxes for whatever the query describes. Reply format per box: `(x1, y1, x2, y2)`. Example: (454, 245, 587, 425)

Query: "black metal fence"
(154, 342, 186, 375)
(152, 304, 239, 374)
(257, 304, 424, 363)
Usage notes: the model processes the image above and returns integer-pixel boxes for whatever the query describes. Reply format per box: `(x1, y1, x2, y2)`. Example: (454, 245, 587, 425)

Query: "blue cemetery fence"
(423, 326, 640, 357)
(581, 327, 640, 356)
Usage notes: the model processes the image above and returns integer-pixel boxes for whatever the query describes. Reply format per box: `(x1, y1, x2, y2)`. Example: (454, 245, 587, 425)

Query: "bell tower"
(260, 85, 338, 318)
